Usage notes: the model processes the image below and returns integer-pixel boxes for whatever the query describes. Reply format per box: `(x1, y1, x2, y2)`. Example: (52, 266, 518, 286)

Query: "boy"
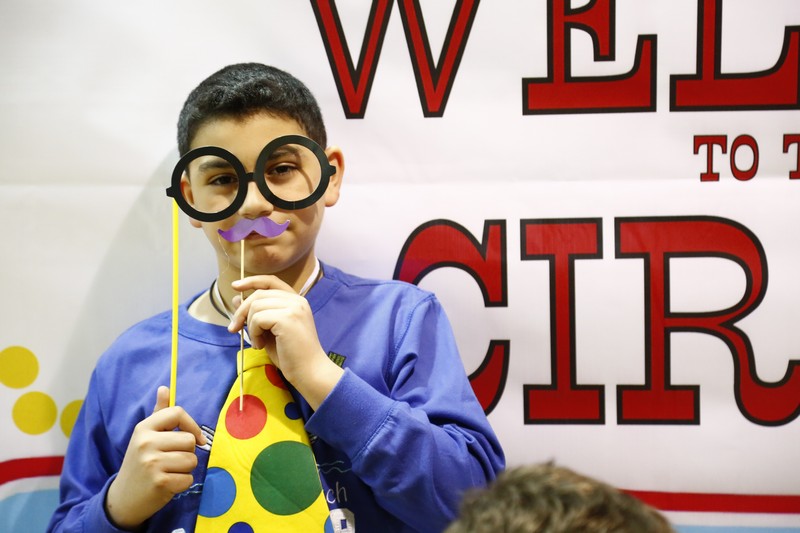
(48, 63, 505, 532)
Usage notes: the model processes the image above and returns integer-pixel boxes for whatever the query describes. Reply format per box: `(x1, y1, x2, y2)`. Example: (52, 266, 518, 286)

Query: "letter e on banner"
(523, 0, 657, 114)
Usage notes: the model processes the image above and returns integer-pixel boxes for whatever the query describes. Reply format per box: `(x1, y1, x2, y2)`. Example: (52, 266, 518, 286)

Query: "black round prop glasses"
(165, 135, 335, 222)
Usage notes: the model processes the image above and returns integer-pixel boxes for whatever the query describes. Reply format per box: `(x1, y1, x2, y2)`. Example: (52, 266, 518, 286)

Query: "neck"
(187, 289, 230, 326)
(212, 256, 321, 314)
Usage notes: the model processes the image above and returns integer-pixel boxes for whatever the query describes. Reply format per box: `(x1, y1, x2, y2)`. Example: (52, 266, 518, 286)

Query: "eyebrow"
(196, 158, 235, 173)
(189, 144, 308, 175)
(267, 145, 304, 162)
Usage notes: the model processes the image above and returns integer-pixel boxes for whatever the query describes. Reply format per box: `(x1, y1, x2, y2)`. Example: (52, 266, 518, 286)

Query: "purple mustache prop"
(218, 217, 290, 242)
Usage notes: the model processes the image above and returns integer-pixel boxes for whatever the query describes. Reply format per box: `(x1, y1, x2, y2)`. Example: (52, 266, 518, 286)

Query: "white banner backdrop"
(1, 1, 799, 531)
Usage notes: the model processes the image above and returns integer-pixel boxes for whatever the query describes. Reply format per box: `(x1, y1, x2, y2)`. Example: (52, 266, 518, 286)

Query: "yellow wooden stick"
(239, 240, 245, 411)
(170, 200, 180, 407)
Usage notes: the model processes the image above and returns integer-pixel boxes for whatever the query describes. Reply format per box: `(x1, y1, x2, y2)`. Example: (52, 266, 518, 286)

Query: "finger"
(172, 411, 207, 447)
(231, 274, 294, 293)
(159, 450, 200, 474)
(247, 317, 277, 351)
(157, 429, 203, 453)
(147, 406, 207, 446)
(244, 299, 278, 331)
(227, 288, 284, 333)
(153, 386, 170, 413)
(153, 471, 196, 496)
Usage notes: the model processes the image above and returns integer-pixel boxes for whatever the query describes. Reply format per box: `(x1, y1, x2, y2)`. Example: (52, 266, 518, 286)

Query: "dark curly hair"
(176, 63, 327, 156)
(445, 462, 675, 533)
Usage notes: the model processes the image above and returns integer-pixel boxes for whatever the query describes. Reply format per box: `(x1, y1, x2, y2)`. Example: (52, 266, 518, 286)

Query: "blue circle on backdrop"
(198, 467, 236, 517)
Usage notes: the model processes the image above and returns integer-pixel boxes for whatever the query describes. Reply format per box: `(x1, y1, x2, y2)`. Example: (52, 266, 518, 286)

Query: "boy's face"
(183, 113, 342, 280)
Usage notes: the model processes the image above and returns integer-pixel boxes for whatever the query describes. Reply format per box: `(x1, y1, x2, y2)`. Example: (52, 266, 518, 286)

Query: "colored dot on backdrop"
(0, 345, 39, 388)
(60, 399, 84, 438)
(13, 391, 58, 435)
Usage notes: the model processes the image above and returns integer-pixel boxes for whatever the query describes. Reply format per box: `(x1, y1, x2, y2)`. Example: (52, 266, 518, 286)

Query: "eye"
(209, 173, 238, 186)
(268, 164, 298, 179)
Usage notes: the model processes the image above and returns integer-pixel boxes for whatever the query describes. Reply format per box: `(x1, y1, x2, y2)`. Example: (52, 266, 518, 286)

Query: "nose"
(238, 177, 273, 218)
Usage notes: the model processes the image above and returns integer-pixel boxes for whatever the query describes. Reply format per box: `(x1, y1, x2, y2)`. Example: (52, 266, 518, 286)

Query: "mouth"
(244, 231, 270, 240)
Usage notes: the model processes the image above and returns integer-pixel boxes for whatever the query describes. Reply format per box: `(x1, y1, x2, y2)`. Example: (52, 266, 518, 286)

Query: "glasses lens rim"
(167, 135, 335, 219)
(167, 145, 248, 222)
(254, 135, 334, 210)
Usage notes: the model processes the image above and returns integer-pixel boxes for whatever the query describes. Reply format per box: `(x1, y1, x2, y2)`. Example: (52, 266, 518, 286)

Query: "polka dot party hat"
(195, 346, 330, 531)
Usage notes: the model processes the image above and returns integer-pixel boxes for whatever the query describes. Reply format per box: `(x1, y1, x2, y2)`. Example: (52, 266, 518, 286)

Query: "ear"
(323, 146, 344, 208)
(179, 174, 203, 229)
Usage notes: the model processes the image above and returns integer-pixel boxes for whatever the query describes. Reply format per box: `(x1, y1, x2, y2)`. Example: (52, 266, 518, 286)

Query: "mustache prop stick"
(168, 213, 290, 410)
(218, 217, 290, 410)
(165, 133, 332, 410)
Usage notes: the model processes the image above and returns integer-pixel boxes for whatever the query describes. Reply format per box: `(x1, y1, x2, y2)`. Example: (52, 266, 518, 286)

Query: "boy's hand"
(105, 386, 205, 530)
(229, 275, 344, 410)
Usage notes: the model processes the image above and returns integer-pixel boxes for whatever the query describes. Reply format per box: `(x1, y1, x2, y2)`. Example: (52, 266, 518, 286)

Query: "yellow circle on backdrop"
(0, 345, 39, 389)
(60, 399, 84, 438)
(13, 391, 58, 435)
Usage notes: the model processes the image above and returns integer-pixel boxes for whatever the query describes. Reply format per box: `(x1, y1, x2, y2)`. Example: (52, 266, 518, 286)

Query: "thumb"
(153, 385, 171, 413)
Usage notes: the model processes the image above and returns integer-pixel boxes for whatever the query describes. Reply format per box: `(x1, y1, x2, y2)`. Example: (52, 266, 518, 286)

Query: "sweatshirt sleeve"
(47, 371, 129, 533)
(306, 294, 505, 532)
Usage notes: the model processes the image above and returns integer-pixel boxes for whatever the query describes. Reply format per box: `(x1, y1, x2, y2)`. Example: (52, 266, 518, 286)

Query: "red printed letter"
(694, 135, 728, 181)
(398, 0, 480, 117)
(784, 134, 800, 179)
(394, 220, 508, 414)
(311, 0, 394, 118)
(616, 217, 800, 426)
(730, 135, 759, 181)
(523, 0, 657, 114)
(522, 219, 605, 423)
(671, 0, 800, 110)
